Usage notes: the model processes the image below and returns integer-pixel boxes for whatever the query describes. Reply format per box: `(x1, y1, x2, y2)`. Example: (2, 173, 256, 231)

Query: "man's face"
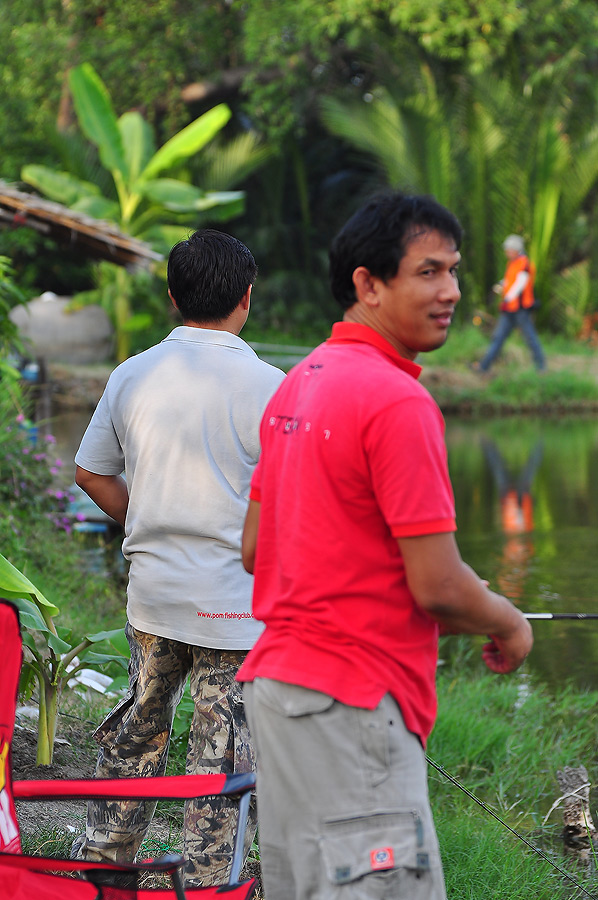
(374, 229, 461, 360)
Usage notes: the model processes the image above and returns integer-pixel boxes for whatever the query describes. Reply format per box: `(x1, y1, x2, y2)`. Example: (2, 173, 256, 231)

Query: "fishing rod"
(524, 612, 598, 620)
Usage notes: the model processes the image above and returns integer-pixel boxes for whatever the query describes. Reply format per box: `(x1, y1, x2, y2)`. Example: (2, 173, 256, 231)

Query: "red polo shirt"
(237, 323, 456, 744)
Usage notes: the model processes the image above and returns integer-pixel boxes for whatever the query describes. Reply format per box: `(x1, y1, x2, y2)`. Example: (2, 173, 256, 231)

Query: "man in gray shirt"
(72, 229, 285, 886)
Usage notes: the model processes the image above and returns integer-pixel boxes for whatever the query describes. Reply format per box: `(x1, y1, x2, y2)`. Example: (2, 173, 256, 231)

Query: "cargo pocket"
(254, 678, 335, 717)
(320, 808, 435, 890)
(93, 681, 137, 744)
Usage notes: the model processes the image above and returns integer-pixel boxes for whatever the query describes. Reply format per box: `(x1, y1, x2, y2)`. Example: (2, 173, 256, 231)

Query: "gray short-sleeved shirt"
(75, 326, 285, 649)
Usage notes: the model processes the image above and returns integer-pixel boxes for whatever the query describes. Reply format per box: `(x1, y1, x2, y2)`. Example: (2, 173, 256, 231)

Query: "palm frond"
(199, 131, 273, 191)
(320, 91, 421, 189)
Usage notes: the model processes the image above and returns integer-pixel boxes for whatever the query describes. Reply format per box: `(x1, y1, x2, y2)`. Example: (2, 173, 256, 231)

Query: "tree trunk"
(556, 765, 597, 860)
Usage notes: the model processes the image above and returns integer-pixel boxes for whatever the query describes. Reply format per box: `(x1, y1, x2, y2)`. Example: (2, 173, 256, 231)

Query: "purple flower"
(54, 458, 63, 467)
(33, 453, 46, 462)
(16, 413, 25, 424)
(54, 490, 65, 500)
(75, 512, 86, 522)
(44, 434, 56, 444)
(22, 447, 31, 455)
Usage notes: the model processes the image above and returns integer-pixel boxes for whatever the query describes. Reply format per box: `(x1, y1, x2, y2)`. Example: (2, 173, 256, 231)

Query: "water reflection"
(481, 437, 542, 602)
(445, 415, 598, 693)
(42, 408, 93, 486)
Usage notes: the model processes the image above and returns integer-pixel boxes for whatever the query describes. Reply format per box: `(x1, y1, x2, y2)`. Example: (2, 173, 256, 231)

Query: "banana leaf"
(69, 63, 128, 181)
(139, 178, 244, 214)
(119, 111, 156, 184)
(21, 165, 101, 208)
(0, 553, 59, 617)
(71, 195, 120, 221)
(140, 104, 231, 181)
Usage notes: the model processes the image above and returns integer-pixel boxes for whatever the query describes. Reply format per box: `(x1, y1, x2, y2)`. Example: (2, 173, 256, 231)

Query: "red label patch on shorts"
(370, 846, 394, 870)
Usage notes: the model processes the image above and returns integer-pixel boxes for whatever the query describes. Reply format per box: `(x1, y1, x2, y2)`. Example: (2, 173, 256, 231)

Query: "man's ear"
(168, 289, 179, 311)
(240, 284, 252, 310)
(352, 267, 380, 308)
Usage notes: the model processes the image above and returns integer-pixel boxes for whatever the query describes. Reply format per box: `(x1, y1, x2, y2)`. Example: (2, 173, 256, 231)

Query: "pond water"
(445, 414, 598, 694)
(47, 405, 598, 694)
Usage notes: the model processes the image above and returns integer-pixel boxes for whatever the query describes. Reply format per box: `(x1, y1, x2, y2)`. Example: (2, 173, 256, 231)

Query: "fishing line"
(427, 755, 598, 900)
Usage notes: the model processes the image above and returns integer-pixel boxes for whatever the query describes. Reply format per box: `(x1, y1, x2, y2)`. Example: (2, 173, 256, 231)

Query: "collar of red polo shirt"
(326, 322, 422, 379)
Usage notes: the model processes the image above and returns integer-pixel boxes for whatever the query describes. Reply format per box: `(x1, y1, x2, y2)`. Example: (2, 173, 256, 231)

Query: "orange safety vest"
(500, 254, 536, 312)
(501, 490, 534, 535)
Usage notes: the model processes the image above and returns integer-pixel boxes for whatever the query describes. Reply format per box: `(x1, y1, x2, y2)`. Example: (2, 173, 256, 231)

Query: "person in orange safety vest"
(474, 234, 545, 372)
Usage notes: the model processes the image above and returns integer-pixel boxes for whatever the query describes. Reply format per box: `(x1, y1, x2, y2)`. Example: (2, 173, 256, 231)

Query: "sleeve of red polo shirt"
(365, 393, 456, 538)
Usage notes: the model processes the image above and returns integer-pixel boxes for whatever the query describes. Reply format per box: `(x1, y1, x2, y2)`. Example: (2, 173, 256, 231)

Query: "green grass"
(429, 366, 598, 413)
(430, 322, 491, 365)
(429, 657, 598, 899)
(4, 519, 127, 642)
(20, 826, 77, 858)
(420, 324, 598, 412)
(437, 813, 572, 900)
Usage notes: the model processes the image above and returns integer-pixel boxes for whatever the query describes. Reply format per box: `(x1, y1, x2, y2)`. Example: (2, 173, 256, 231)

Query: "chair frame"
(0, 599, 256, 899)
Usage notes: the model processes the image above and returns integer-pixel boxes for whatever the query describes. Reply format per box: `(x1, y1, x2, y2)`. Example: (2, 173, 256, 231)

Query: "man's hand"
(482, 626, 532, 674)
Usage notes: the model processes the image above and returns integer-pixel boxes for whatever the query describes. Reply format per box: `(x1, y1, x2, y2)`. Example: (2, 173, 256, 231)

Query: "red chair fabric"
(0, 599, 23, 854)
(0, 600, 256, 899)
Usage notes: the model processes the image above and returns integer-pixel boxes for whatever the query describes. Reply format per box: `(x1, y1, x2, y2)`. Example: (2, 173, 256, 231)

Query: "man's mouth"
(432, 310, 454, 327)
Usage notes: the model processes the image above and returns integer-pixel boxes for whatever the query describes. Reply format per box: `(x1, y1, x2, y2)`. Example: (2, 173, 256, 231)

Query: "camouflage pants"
(73, 622, 256, 887)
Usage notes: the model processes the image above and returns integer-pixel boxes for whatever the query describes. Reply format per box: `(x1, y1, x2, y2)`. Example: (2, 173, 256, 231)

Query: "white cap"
(503, 234, 525, 254)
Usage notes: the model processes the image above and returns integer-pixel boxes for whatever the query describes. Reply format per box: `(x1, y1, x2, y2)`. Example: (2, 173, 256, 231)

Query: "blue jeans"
(480, 309, 545, 371)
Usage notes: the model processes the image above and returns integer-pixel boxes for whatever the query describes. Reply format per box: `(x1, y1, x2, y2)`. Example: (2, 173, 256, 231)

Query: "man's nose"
(440, 272, 461, 303)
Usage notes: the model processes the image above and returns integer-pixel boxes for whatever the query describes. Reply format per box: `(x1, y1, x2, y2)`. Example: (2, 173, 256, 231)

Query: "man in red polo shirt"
(238, 192, 533, 900)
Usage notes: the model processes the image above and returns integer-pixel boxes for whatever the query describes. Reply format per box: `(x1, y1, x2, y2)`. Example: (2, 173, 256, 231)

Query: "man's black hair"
(329, 191, 463, 310)
(167, 229, 258, 323)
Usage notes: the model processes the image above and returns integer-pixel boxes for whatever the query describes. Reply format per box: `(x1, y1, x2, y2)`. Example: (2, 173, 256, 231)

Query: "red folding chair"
(0, 599, 256, 899)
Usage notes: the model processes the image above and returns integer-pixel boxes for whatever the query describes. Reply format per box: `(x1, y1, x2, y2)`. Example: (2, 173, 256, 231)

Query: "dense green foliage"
(3, 1, 598, 350)
(18, 62, 268, 359)
(0, 256, 27, 361)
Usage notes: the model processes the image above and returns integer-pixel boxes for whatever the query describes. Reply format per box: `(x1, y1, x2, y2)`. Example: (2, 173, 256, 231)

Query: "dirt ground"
(12, 714, 104, 877)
